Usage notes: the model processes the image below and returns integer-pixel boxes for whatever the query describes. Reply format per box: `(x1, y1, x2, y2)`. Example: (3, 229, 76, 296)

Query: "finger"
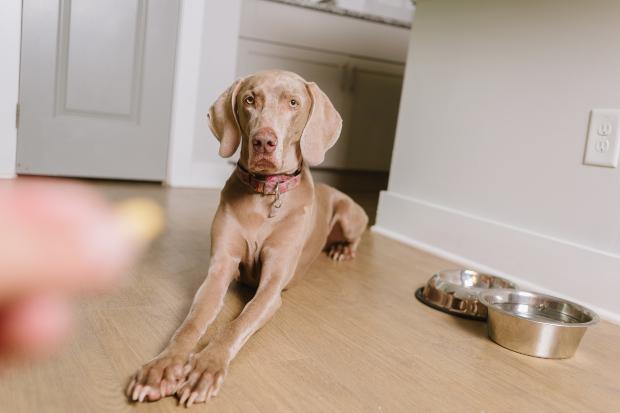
(0, 181, 132, 300)
(0, 292, 72, 358)
(0, 180, 164, 302)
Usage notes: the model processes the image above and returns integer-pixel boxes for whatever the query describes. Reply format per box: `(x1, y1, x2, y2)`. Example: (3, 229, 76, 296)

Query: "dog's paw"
(328, 243, 355, 261)
(176, 350, 229, 407)
(127, 351, 190, 402)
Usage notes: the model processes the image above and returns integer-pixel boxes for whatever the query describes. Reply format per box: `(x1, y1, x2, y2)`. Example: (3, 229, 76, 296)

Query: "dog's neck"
(236, 162, 303, 196)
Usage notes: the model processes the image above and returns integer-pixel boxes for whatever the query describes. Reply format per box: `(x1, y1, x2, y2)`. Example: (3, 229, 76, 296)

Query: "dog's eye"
(244, 96, 254, 105)
(289, 100, 299, 108)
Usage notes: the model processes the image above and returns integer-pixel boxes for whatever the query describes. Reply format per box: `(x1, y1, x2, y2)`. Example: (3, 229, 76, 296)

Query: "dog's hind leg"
(325, 191, 369, 261)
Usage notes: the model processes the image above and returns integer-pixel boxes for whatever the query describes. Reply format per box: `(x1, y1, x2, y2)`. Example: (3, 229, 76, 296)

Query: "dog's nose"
(252, 129, 278, 154)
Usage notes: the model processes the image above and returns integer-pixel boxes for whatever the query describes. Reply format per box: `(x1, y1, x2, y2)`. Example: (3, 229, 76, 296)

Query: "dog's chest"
(235, 204, 312, 286)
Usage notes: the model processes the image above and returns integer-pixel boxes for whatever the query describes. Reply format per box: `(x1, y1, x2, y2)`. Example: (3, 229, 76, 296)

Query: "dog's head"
(207, 70, 342, 174)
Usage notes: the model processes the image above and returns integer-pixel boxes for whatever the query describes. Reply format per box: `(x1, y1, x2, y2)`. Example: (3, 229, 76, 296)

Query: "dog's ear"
(300, 82, 343, 166)
(207, 78, 245, 158)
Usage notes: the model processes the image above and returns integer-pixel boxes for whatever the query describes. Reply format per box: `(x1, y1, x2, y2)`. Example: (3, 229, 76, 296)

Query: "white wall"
(0, 0, 22, 178)
(374, 0, 620, 323)
(167, 0, 241, 187)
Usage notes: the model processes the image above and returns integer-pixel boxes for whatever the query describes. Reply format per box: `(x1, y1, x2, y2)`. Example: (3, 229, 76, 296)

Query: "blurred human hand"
(0, 179, 161, 360)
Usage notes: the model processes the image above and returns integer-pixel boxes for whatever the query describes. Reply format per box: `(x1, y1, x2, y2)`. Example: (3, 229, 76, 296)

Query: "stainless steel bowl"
(416, 270, 519, 321)
(478, 289, 600, 359)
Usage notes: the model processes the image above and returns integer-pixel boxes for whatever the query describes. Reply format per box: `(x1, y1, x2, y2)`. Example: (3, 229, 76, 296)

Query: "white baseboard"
(166, 161, 233, 188)
(0, 173, 16, 179)
(373, 191, 620, 325)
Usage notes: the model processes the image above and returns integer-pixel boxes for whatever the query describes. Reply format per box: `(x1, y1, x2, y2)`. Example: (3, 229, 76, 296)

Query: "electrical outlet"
(584, 110, 620, 168)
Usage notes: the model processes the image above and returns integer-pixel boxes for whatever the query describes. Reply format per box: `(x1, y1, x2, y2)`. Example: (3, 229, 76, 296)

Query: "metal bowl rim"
(478, 288, 601, 327)
(432, 269, 519, 291)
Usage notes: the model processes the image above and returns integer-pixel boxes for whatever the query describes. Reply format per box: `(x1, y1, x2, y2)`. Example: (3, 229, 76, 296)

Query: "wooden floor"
(1, 182, 619, 413)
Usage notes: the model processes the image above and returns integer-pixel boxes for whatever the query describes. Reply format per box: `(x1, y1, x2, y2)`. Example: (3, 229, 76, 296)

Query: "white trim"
(166, 0, 242, 188)
(0, 0, 21, 179)
(373, 190, 620, 325)
(166, 0, 205, 187)
(170, 161, 234, 188)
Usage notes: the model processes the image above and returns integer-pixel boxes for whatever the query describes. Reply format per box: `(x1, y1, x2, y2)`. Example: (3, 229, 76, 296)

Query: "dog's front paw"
(328, 243, 356, 261)
(176, 348, 230, 407)
(127, 350, 191, 402)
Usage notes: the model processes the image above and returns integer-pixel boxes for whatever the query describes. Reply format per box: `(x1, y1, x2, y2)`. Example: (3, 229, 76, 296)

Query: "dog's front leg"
(126, 256, 239, 402)
(176, 272, 286, 407)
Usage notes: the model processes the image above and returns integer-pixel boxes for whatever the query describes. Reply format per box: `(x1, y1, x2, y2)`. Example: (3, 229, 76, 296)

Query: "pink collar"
(236, 162, 302, 196)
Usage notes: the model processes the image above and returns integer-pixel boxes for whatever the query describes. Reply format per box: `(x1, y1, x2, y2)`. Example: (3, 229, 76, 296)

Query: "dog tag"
(269, 206, 278, 218)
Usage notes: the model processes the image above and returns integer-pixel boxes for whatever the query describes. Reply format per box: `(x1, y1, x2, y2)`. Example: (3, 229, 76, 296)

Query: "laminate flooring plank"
(193, 281, 309, 366)
(410, 333, 620, 413)
(136, 266, 209, 322)
(282, 233, 457, 313)
(138, 238, 200, 279)
(79, 267, 169, 311)
(223, 358, 367, 413)
(83, 306, 182, 389)
(278, 303, 479, 412)
(0, 310, 133, 413)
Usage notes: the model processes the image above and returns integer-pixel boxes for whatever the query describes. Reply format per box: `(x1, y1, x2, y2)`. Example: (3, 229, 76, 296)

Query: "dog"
(127, 70, 369, 406)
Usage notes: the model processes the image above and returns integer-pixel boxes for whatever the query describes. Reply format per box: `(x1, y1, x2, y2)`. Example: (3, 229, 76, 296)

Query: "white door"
(16, 0, 180, 181)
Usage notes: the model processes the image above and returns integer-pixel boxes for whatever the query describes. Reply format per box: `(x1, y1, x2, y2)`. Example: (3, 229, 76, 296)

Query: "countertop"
(264, 0, 412, 29)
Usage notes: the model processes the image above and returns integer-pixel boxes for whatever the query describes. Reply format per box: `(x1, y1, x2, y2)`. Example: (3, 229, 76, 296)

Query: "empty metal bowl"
(478, 289, 600, 359)
(415, 269, 519, 321)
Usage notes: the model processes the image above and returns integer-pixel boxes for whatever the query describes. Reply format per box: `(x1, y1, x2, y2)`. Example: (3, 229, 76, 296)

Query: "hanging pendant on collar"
(274, 182, 282, 208)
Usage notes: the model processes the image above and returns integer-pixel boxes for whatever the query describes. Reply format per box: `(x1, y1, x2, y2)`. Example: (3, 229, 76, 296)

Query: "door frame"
(0, 0, 21, 179)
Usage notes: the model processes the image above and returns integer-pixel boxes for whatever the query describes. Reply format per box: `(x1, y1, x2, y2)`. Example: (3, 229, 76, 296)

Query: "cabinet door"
(235, 39, 405, 172)
(236, 39, 351, 169)
(345, 59, 404, 171)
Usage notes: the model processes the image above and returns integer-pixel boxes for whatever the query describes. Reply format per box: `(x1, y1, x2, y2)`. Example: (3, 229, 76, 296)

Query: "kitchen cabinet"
(236, 0, 408, 172)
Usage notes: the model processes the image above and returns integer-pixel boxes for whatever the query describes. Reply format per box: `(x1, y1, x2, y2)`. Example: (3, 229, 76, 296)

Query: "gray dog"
(127, 70, 368, 406)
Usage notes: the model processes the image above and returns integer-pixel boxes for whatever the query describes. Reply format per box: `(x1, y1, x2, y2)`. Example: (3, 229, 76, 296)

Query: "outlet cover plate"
(584, 109, 620, 168)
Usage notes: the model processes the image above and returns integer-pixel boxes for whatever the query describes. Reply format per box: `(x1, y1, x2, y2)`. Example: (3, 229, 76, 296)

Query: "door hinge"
(16, 103, 20, 129)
